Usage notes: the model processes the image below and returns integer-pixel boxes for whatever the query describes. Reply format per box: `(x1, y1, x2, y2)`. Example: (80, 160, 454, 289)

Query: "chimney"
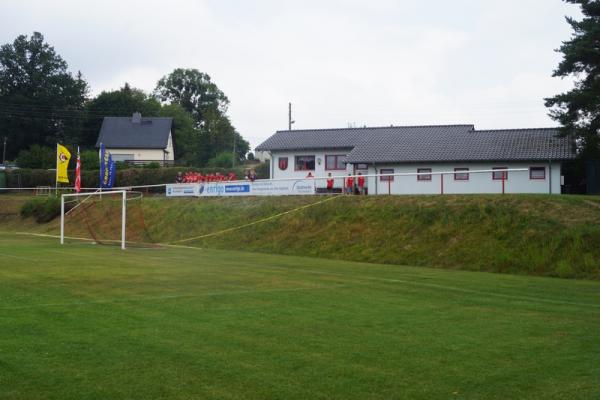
(132, 112, 142, 124)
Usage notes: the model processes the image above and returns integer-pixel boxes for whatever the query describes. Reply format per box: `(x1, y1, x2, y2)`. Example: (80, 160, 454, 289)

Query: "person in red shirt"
(345, 174, 354, 195)
(357, 172, 366, 195)
(326, 172, 334, 194)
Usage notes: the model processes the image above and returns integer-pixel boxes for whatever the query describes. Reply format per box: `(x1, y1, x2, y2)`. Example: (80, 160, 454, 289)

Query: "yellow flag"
(56, 144, 71, 183)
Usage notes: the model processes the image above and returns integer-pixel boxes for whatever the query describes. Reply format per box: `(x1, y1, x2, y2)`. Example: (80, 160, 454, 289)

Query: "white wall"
(366, 162, 562, 195)
(269, 151, 564, 194)
(255, 150, 271, 162)
(270, 150, 353, 189)
(107, 131, 174, 162)
(165, 132, 175, 161)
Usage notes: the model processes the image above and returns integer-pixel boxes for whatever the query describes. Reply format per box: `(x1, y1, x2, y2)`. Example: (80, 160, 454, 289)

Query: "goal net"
(60, 190, 154, 249)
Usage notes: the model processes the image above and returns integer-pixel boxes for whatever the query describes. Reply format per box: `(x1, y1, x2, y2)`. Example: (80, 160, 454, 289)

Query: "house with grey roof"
(255, 124, 575, 195)
(95, 112, 174, 165)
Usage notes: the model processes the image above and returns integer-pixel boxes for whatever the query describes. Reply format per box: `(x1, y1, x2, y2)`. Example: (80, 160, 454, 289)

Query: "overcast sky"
(0, 0, 581, 149)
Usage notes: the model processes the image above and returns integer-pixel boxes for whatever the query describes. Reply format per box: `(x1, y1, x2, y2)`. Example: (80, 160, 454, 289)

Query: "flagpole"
(55, 143, 59, 196)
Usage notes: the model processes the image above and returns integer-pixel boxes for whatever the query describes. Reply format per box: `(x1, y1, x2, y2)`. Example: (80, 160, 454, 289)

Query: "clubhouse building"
(255, 124, 576, 195)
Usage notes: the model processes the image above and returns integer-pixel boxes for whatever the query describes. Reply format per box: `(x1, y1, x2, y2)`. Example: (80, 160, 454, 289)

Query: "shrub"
(16, 145, 55, 169)
(80, 150, 99, 170)
(207, 152, 235, 168)
(20, 196, 62, 223)
(255, 160, 270, 179)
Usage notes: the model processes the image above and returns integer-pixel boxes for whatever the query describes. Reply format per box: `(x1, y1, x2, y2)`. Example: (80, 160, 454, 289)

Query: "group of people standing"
(175, 169, 258, 184)
(175, 171, 237, 183)
(324, 172, 366, 195)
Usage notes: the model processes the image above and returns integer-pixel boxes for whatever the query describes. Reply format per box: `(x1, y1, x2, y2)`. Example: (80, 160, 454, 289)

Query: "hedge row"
(3, 166, 253, 190)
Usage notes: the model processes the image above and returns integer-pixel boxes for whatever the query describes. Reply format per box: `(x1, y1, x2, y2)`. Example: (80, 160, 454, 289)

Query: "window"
(295, 155, 315, 171)
(380, 168, 394, 182)
(325, 155, 346, 170)
(454, 168, 469, 181)
(417, 168, 432, 181)
(530, 167, 546, 180)
(492, 167, 508, 180)
(355, 163, 369, 170)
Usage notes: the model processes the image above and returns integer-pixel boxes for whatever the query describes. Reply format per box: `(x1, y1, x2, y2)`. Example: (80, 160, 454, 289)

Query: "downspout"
(373, 163, 378, 195)
(548, 159, 552, 195)
(269, 151, 274, 179)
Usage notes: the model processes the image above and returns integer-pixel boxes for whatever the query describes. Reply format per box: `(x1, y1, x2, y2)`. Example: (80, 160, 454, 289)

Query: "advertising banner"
(166, 179, 316, 197)
(166, 184, 200, 197)
(198, 179, 315, 197)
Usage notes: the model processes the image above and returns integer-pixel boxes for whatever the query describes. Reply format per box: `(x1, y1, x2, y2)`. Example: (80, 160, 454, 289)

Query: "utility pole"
(2, 136, 6, 165)
(288, 102, 295, 130)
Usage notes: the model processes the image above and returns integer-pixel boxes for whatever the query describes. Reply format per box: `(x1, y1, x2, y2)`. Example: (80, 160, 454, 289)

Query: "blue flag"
(107, 153, 116, 188)
(99, 143, 116, 189)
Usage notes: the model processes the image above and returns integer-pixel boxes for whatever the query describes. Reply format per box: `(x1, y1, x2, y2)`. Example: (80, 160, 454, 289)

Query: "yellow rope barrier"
(171, 195, 341, 244)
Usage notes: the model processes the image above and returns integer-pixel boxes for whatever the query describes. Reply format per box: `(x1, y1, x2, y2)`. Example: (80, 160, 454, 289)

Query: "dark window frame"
(492, 167, 508, 180)
(380, 168, 394, 182)
(529, 167, 546, 180)
(294, 155, 316, 171)
(417, 168, 432, 181)
(454, 167, 469, 181)
(325, 155, 346, 171)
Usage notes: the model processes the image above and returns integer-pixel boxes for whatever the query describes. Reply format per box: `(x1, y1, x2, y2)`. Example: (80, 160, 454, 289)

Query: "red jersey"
(358, 176, 365, 187)
(326, 178, 334, 189)
(346, 177, 354, 187)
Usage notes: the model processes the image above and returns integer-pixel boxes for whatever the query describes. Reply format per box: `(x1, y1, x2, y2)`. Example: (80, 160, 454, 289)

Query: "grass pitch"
(1, 234, 599, 399)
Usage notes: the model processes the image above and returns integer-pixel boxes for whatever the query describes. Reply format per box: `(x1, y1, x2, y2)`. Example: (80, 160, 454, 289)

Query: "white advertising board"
(197, 179, 315, 197)
(165, 184, 199, 197)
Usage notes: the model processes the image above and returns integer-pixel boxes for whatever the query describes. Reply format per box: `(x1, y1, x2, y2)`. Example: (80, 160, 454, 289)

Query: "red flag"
(75, 147, 81, 193)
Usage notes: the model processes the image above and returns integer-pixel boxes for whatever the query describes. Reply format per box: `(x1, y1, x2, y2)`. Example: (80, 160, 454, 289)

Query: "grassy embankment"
(2, 193, 600, 279)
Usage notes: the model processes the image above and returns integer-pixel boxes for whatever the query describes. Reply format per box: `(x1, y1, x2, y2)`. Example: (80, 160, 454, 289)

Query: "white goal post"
(61, 190, 127, 250)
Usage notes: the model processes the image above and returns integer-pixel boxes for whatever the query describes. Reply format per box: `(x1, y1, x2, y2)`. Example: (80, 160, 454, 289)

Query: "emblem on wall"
(279, 157, 288, 171)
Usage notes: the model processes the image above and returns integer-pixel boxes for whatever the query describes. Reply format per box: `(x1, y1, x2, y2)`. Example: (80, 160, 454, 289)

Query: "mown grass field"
(1, 233, 599, 399)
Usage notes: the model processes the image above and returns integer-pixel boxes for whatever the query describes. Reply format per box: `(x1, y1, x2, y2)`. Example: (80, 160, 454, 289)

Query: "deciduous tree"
(0, 32, 88, 159)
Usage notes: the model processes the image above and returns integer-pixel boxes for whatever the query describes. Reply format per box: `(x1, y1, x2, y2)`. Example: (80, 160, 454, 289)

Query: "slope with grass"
(1, 234, 600, 399)
(3, 193, 600, 279)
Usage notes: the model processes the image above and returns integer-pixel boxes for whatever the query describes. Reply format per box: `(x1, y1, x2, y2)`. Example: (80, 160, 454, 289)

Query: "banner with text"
(166, 180, 315, 197)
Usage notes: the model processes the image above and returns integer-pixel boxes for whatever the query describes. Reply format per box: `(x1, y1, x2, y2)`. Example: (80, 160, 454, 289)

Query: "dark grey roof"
(256, 125, 575, 163)
(95, 116, 173, 149)
(256, 125, 474, 152)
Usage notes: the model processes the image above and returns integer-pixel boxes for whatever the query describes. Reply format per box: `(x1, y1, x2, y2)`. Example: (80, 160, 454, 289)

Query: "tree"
(154, 68, 229, 124)
(16, 144, 54, 169)
(0, 32, 88, 159)
(154, 68, 249, 165)
(158, 103, 199, 164)
(545, 1, 600, 159)
(200, 108, 249, 164)
(81, 84, 161, 147)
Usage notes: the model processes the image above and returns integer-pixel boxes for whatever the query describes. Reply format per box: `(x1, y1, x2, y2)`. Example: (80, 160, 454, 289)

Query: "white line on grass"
(0, 285, 346, 310)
